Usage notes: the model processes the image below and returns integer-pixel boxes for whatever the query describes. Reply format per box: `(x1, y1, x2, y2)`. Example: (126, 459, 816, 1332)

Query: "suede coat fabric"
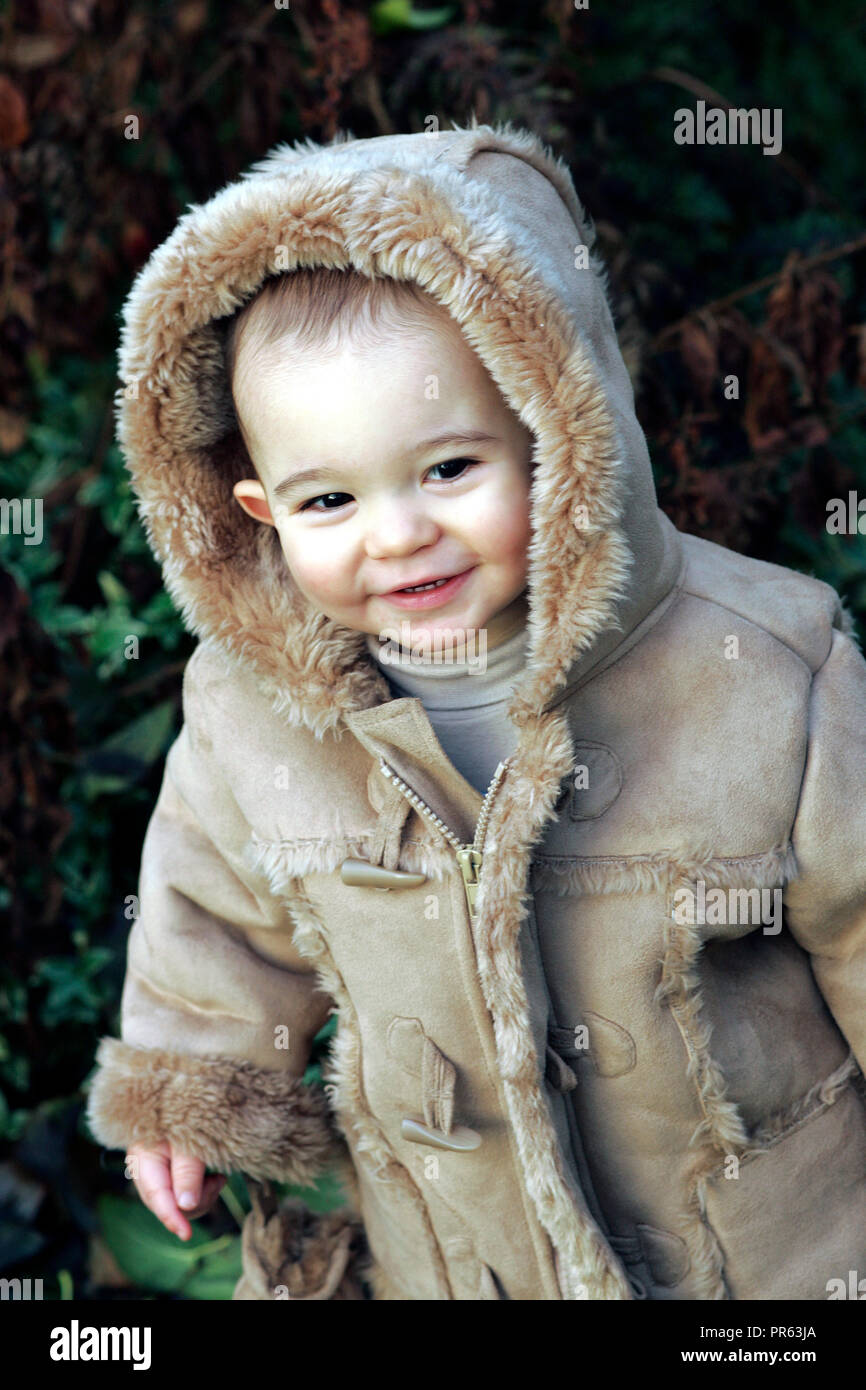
(85, 120, 866, 1301)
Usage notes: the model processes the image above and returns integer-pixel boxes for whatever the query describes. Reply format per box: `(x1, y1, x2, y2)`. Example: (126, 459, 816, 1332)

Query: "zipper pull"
(456, 847, 484, 918)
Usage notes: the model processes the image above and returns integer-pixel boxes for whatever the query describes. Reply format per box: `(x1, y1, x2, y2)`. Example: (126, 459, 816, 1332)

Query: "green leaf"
(0, 975, 28, 1025)
(39, 603, 91, 636)
(178, 1237, 243, 1300)
(313, 1014, 338, 1046)
(32, 948, 113, 1028)
(0, 1089, 31, 1143)
(80, 772, 138, 799)
(0, 1053, 29, 1093)
(97, 1193, 240, 1296)
(99, 700, 176, 766)
(97, 570, 130, 606)
(282, 1165, 349, 1215)
(87, 614, 150, 678)
(370, 0, 456, 35)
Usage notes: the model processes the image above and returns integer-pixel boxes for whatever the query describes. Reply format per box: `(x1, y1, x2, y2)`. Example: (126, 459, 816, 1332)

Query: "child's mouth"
(382, 568, 475, 609)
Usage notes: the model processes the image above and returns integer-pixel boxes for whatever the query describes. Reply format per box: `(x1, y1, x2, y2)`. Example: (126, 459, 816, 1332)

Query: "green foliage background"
(1, 0, 864, 1298)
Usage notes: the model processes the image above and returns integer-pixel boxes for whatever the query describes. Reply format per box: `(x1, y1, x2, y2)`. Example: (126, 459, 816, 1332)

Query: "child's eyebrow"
(272, 429, 500, 501)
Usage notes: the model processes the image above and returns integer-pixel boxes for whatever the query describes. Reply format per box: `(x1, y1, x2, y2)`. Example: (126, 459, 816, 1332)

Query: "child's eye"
(427, 457, 479, 483)
(298, 492, 353, 513)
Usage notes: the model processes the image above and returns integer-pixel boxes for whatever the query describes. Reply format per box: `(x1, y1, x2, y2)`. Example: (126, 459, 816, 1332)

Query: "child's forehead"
(234, 312, 485, 407)
(233, 326, 530, 481)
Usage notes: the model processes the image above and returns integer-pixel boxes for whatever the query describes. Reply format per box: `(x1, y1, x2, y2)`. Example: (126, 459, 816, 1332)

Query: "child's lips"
(378, 567, 476, 610)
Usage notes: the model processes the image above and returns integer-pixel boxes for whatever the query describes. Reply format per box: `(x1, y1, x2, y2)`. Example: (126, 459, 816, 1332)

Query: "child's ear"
(233, 480, 275, 526)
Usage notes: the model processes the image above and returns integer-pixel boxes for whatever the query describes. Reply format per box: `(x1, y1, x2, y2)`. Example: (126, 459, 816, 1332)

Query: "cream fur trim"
(86, 1037, 340, 1185)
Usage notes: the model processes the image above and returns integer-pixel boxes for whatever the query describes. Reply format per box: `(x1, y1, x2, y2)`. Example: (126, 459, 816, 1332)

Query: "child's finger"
(135, 1149, 189, 1239)
(169, 1146, 206, 1213)
(180, 1173, 228, 1218)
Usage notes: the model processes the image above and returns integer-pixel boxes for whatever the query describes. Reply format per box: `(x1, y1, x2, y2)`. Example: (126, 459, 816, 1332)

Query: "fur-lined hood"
(115, 118, 675, 735)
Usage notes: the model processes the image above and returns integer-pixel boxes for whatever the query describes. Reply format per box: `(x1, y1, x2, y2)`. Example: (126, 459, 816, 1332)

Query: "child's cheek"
(276, 527, 352, 604)
(479, 492, 532, 571)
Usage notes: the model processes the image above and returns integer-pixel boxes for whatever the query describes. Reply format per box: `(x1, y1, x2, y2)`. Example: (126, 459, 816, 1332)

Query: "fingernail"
(179, 1192, 196, 1209)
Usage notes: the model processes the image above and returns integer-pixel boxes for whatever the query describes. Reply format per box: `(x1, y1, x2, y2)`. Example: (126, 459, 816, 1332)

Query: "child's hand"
(126, 1141, 227, 1241)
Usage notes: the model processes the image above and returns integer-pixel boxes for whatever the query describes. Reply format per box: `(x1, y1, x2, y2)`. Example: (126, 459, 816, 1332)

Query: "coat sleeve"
(783, 617, 866, 1074)
(85, 649, 343, 1188)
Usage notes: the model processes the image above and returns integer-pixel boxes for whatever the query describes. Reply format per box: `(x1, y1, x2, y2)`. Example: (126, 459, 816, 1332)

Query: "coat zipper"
(377, 755, 512, 920)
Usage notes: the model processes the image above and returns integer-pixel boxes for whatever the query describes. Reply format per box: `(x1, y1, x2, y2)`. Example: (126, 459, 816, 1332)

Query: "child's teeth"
(404, 577, 448, 592)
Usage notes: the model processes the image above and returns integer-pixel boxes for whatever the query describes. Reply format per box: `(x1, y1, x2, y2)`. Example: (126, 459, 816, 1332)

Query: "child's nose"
(363, 495, 440, 558)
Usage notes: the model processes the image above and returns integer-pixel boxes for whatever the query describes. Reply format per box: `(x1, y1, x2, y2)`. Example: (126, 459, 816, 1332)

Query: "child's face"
(231, 302, 534, 649)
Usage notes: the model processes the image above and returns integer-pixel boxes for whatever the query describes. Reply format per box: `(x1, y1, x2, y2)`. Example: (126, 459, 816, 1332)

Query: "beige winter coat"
(86, 121, 866, 1301)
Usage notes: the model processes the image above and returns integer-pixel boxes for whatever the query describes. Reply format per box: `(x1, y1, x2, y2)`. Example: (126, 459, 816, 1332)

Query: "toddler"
(87, 123, 866, 1300)
(128, 267, 536, 1243)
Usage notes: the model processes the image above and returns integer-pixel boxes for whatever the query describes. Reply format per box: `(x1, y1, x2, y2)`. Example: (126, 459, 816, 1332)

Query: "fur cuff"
(233, 1179, 371, 1300)
(85, 1036, 341, 1185)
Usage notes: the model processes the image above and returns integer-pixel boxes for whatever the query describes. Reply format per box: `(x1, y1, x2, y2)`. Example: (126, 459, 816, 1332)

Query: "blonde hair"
(224, 267, 440, 450)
